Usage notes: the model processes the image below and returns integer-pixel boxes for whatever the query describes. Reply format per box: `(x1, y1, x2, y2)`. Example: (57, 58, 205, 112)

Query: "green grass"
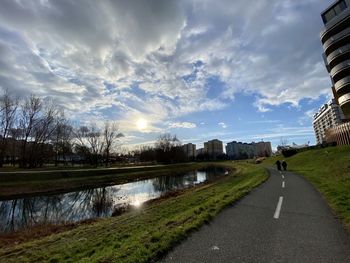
(0, 162, 157, 172)
(264, 145, 350, 230)
(0, 162, 268, 263)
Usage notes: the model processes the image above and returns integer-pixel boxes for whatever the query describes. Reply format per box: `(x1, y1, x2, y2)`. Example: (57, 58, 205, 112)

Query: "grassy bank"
(264, 146, 350, 230)
(0, 162, 157, 173)
(0, 162, 268, 263)
(0, 163, 213, 199)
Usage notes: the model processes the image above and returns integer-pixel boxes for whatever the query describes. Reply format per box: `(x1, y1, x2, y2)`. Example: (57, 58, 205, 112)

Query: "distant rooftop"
(313, 99, 338, 120)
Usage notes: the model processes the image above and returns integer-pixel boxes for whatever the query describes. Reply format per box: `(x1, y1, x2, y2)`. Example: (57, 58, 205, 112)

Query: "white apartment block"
(226, 141, 272, 160)
(182, 143, 196, 159)
(204, 139, 224, 158)
(313, 99, 345, 144)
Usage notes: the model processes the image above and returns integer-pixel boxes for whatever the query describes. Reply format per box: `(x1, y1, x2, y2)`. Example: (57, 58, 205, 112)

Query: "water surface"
(0, 167, 227, 234)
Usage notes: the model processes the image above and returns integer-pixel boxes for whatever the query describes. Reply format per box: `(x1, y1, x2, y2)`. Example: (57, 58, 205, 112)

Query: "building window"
(323, 9, 336, 23)
(346, 0, 350, 8)
(323, 1, 348, 23)
(335, 1, 347, 15)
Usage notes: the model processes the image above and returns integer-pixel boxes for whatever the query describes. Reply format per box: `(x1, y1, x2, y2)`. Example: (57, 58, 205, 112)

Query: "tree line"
(135, 133, 187, 164)
(0, 90, 123, 168)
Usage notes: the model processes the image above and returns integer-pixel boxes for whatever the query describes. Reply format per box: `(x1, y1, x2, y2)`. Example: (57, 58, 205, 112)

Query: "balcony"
(330, 59, 350, 81)
(327, 43, 350, 68)
(334, 76, 350, 94)
(339, 93, 350, 104)
(323, 27, 350, 55)
(321, 7, 350, 43)
(339, 93, 350, 116)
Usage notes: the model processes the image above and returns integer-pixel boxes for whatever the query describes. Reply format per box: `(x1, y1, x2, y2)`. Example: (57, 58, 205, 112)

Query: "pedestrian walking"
(282, 160, 287, 171)
(275, 160, 281, 171)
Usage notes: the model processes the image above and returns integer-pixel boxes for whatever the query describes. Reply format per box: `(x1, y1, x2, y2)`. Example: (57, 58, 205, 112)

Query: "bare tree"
(86, 124, 104, 167)
(51, 119, 73, 166)
(154, 133, 185, 163)
(73, 124, 104, 167)
(155, 133, 181, 152)
(73, 125, 91, 164)
(102, 121, 123, 167)
(18, 95, 42, 167)
(17, 96, 62, 168)
(0, 90, 18, 167)
(29, 101, 61, 167)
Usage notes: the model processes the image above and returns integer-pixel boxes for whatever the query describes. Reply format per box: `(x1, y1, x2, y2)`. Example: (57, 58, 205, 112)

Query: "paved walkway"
(159, 168, 350, 263)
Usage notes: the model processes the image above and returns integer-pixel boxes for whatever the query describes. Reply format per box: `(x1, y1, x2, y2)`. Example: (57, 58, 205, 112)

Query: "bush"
(282, 149, 298, 158)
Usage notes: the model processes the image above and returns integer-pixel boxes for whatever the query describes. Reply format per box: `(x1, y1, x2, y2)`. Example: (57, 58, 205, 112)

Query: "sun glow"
(136, 118, 147, 130)
(132, 199, 142, 207)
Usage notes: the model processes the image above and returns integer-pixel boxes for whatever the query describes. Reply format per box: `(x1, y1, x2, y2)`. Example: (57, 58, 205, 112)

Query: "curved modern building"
(321, 0, 350, 118)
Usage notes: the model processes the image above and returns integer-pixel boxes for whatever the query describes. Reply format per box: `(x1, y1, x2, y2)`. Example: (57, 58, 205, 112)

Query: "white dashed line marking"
(281, 174, 284, 179)
(282, 181, 285, 188)
(273, 196, 283, 219)
(210, 245, 220, 251)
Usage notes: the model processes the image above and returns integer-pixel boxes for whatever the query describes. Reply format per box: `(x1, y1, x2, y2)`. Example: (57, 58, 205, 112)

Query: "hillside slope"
(265, 146, 350, 230)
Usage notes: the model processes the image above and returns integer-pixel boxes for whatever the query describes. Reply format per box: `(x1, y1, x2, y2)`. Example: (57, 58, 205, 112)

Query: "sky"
(0, 0, 335, 151)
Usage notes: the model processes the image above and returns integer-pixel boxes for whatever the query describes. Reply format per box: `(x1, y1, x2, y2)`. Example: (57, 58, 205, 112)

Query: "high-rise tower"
(321, 0, 350, 118)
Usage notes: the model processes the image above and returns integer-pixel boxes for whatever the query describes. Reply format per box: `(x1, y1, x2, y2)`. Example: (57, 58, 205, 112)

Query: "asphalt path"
(159, 168, 350, 263)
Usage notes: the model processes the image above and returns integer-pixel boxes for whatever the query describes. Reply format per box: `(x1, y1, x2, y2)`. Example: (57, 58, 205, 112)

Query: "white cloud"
(168, 122, 197, 129)
(0, 0, 333, 139)
(298, 108, 317, 125)
(218, 122, 227, 129)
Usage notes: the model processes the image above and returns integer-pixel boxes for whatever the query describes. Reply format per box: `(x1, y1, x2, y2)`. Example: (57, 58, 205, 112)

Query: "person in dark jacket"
(282, 160, 287, 171)
(275, 160, 281, 171)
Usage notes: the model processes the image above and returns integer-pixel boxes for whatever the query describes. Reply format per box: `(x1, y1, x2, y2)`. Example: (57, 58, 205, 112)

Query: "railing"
(330, 59, 350, 78)
(339, 93, 350, 106)
(323, 27, 350, 54)
(334, 76, 350, 92)
(327, 43, 350, 67)
(325, 121, 350, 145)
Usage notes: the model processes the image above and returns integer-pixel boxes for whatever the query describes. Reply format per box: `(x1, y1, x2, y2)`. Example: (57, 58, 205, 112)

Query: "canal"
(0, 167, 228, 234)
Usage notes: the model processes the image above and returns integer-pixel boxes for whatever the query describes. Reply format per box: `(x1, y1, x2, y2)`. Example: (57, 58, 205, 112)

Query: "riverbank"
(263, 145, 350, 232)
(0, 161, 268, 263)
(0, 163, 214, 200)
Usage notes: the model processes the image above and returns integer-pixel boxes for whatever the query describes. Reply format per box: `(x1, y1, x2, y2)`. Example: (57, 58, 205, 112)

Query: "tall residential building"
(313, 99, 345, 144)
(196, 148, 205, 156)
(321, 0, 350, 118)
(182, 143, 196, 159)
(226, 141, 272, 160)
(204, 139, 223, 158)
(254, 141, 273, 157)
(226, 141, 254, 159)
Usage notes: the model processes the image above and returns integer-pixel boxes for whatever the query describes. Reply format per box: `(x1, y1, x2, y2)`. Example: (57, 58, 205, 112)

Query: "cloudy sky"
(0, 0, 334, 150)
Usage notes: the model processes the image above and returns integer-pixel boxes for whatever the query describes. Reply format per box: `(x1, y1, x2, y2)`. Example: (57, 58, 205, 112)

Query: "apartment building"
(321, 0, 350, 118)
(182, 143, 196, 159)
(226, 141, 272, 160)
(203, 139, 223, 158)
(313, 99, 345, 144)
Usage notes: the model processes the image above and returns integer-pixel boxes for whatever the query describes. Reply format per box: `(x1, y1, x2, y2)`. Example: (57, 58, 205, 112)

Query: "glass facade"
(322, 0, 349, 24)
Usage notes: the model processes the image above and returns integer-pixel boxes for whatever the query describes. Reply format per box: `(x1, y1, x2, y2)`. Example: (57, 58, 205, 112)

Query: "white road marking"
(282, 181, 285, 188)
(210, 245, 220, 251)
(281, 174, 284, 179)
(273, 196, 283, 219)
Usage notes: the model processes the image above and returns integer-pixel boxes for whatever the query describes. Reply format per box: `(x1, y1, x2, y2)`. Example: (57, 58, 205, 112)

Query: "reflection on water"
(0, 167, 226, 234)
